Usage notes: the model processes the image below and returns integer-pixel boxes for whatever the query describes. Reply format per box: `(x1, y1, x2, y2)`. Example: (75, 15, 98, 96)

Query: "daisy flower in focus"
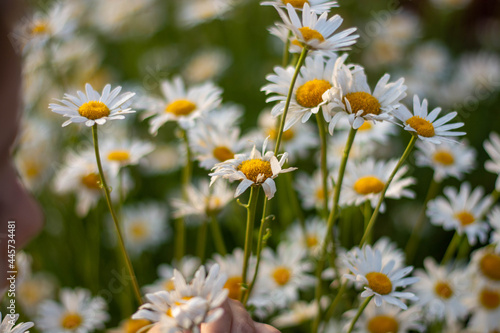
(392, 95, 465, 144)
(171, 179, 233, 224)
(261, 0, 338, 14)
(284, 217, 327, 257)
(295, 170, 333, 211)
(262, 54, 336, 130)
(0, 313, 34, 333)
(100, 137, 155, 176)
(143, 256, 201, 294)
(275, 3, 358, 53)
(49, 83, 136, 127)
(343, 245, 419, 309)
(412, 257, 470, 326)
(484, 132, 500, 190)
(209, 139, 296, 199)
(470, 247, 500, 286)
(465, 283, 500, 333)
(133, 264, 228, 333)
(427, 183, 492, 246)
(415, 140, 476, 182)
(341, 158, 415, 212)
(488, 207, 500, 250)
(322, 55, 407, 133)
(145, 77, 222, 134)
(36, 288, 109, 333)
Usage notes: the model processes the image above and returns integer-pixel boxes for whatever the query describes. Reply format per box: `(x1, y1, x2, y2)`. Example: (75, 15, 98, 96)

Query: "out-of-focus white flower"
(143, 256, 202, 295)
(284, 217, 327, 257)
(261, 0, 338, 14)
(295, 170, 333, 211)
(484, 132, 500, 190)
(176, 0, 239, 27)
(470, 247, 500, 287)
(488, 207, 500, 251)
(271, 300, 319, 328)
(465, 283, 500, 333)
(100, 137, 154, 176)
(182, 49, 231, 84)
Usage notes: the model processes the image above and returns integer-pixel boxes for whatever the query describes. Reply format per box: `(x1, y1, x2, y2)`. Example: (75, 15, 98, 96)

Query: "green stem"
(91, 125, 143, 305)
(405, 177, 440, 263)
(196, 220, 208, 263)
(456, 236, 470, 261)
(316, 113, 329, 219)
(240, 186, 260, 302)
(209, 215, 227, 256)
(347, 296, 373, 333)
(175, 129, 192, 261)
(363, 201, 372, 244)
(359, 135, 417, 246)
(282, 31, 291, 67)
(441, 232, 462, 265)
(284, 170, 306, 228)
(321, 283, 347, 328)
(274, 47, 308, 155)
(312, 127, 357, 333)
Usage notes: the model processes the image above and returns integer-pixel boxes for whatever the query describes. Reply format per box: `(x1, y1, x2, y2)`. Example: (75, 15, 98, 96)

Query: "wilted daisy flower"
(209, 139, 296, 199)
(49, 83, 136, 127)
(341, 158, 415, 211)
(171, 179, 233, 223)
(118, 202, 170, 257)
(261, 0, 337, 13)
(0, 313, 34, 333)
(133, 264, 228, 333)
(470, 247, 500, 286)
(284, 217, 327, 257)
(252, 242, 315, 310)
(412, 257, 470, 326)
(262, 54, 336, 130)
(182, 48, 231, 84)
(489, 207, 500, 250)
(271, 300, 319, 328)
(100, 137, 155, 176)
(415, 140, 476, 182)
(143, 256, 201, 294)
(427, 183, 492, 245)
(343, 245, 419, 309)
(37, 288, 109, 333)
(322, 55, 407, 133)
(346, 302, 424, 333)
(275, 3, 358, 53)
(484, 132, 500, 190)
(392, 95, 465, 144)
(465, 283, 500, 333)
(146, 77, 222, 134)
(295, 170, 333, 211)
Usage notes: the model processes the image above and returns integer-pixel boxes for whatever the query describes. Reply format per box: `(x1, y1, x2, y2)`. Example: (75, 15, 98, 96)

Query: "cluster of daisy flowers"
(9, 0, 500, 333)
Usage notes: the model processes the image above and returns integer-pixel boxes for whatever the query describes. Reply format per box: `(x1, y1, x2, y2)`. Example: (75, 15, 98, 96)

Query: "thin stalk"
(282, 31, 292, 67)
(321, 283, 347, 329)
(274, 47, 308, 155)
(405, 177, 440, 263)
(312, 128, 357, 333)
(441, 232, 462, 265)
(91, 125, 143, 305)
(243, 200, 269, 306)
(196, 220, 208, 263)
(240, 186, 260, 302)
(209, 215, 227, 256)
(456, 236, 470, 262)
(175, 129, 192, 261)
(347, 296, 373, 333)
(284, 170, 306, 228)
(363, 201, 372, 244)
(360, 135, 417, 246)
(316, 113, 329, 219)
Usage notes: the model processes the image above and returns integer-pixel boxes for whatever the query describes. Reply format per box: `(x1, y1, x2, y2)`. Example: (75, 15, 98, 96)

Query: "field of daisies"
(6, 0, 500, 332)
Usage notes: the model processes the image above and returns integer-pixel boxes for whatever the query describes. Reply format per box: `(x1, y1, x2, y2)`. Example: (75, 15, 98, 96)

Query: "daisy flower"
(36, 288, 109, 333)
(209, 139, 296, 199)
(465, 283, 500, 333)
(427, 182, 492, 246)
(262, 54, 336, 130)
(271, 300, 319, 328)
(146, 77, 222, 134)
(261, 0, 338, 14)
(275, 3, 358, 52)
(415, 139, 476, 182)
(336, 117, 398, 145)
(295, 170, 333, 211)
(470, 247, 500, 287)
(326, 133, 372, 169)
(18, 272, 56, 316)
(488, 207, 500, 250)
(182, 48, 231, 84)
(341, 158, 416, 212)
(0, 313, 34, 333)
(107, 318, 151, 333)
(49, 83, 136, 127)
(133, 264, 228, 333)
(143, 256, 201, 294)
(484, 132, 500, 190)
(392, 95, 465, 144)
(284, 217, 327, 257)
(412, 257, 470, 326)
(100, 137, 155, 176)
(346, 302, 424, 333)
(343, 245, 419, 310)
(171, 179, 233, 224)
(176, 0, 238, 27)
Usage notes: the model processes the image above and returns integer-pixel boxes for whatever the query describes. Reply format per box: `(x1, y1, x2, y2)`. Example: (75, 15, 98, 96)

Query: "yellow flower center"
(165, 99, 197, 116)
(213, 146, 235, 162)
(78, 101, 110, 120)
(358, 121, 373, 131)
(81, 173, 101, 190)
(433, 150, 454, 166)
(283, 0, 309, 7)
(273, 266, 292, 286)
(31, 22, 48, 35)
(166, 296, 193, 317)
(18, 281, 42, 306)
(343, 92, 381, 116)
(306, 234, 318, 248)
(354, 176, 385, 195)
(224, 276, 243, 300)
(367, 315, 399, 333)
(406, 116, 435, 137)
(298, 27, 325, 42)
(454, 210, 475, 226)
(61, 313, 83, 330)
(366, 272, 392, 295)
(24, 160, 40, 178)
(269, 128, 295, 141)
(130, 222, 148, 240)
(295, 79, 332, 108)
(238, 159, 273, 183)
(315, 188, 325, 200)
(163, 279, 175, 291)
(124, 318, 151, 333)
(480, 253, 500, 281)
(107, 150, 131, 162)
(479, 288, 500, 310)
(434, 281, 453, 299)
